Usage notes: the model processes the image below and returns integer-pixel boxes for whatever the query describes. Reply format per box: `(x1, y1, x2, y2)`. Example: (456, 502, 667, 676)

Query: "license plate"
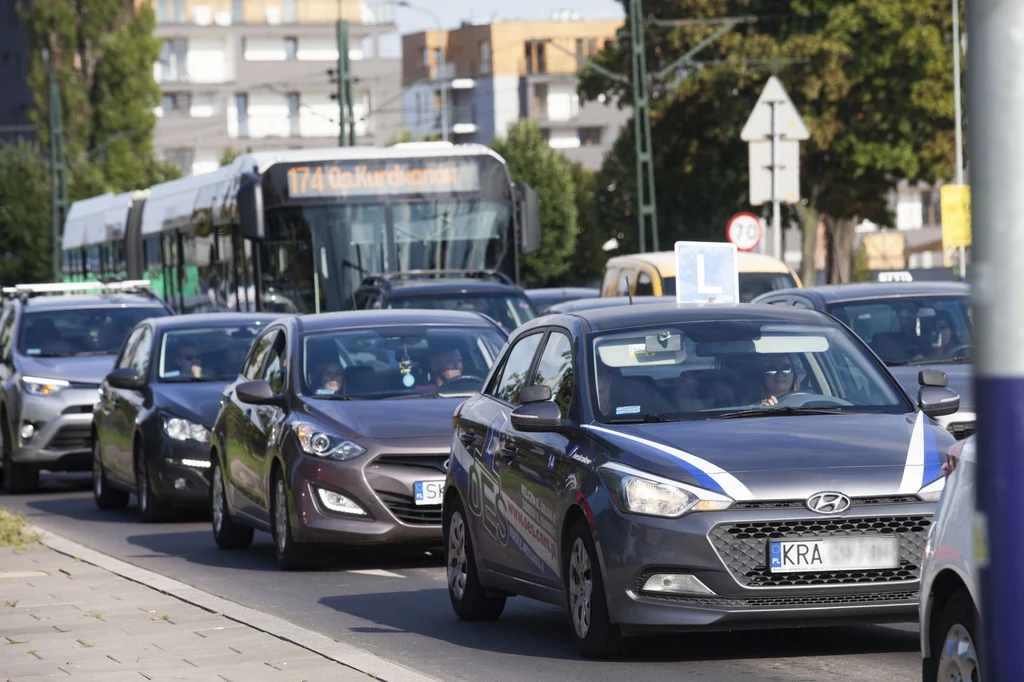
(413, 480, 445, 506)
(768, 536, 900, 573)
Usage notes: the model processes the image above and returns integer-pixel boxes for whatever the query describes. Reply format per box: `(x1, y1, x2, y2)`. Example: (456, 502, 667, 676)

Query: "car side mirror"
(236, 379, 285, 407)
(919, 369, 949, 388)
(106, 368, 143, 390)
(510, 399, 562, 433)
(919, 386, 960, 419)
(519, 385, 551, 404)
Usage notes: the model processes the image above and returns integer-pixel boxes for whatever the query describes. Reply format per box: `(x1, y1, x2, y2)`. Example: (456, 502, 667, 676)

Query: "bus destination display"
(283, 159, 482, 198)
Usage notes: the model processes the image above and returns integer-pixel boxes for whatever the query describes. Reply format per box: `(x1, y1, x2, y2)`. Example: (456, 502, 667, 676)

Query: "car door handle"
(501, 443, 518, 458)
(459, 432, 478, 447)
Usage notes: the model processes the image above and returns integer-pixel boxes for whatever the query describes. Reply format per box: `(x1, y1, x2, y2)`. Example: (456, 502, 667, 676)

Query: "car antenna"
(625, 277, 633, 305)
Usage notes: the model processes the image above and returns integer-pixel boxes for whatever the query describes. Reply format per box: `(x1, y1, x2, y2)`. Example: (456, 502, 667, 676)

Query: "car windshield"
(159, 325, 266, 382)
(18, 307, 168, 357)
(301, 325, 507, 399)
(827, 295, 972, 365)
(589, 320, 909, 423)
(386, 292, 537, 331)
(660, 273, 798, 302)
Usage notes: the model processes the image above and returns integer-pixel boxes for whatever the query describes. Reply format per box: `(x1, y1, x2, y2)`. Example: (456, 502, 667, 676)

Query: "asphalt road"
(2, 474, 923, 682)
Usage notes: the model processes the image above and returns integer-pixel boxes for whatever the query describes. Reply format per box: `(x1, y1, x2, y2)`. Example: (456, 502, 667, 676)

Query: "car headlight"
(162, 416, 211, 444)
(294, 423, 366, 461)
(22, 376, 70, 397)
(598, 461, 734, 518)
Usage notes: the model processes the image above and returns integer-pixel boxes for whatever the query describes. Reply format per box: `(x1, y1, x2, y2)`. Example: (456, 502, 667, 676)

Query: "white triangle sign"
(740, 76, 811, 142)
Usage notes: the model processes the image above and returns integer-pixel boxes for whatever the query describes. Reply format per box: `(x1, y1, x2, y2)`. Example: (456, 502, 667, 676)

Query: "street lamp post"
(952, 0, 967, 279)
(390, 1, 448, 142)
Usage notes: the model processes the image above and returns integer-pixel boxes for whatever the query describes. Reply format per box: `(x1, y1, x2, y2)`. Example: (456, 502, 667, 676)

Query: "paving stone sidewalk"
(0, 543, 371, 681)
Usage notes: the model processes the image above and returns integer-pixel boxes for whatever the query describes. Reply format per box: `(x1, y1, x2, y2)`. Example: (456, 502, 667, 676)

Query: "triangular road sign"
(740, 76, 811, 142)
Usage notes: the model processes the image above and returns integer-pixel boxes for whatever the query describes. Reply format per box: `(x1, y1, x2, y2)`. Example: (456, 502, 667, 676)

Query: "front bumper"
(288, 449, 450, 547)
(595, 498, 933, 632)
(149, 438, 212, 505)
(12, 389, 98, 469)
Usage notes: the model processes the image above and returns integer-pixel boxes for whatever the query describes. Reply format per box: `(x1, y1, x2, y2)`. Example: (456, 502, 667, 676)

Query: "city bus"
(61, 143, 540, 314)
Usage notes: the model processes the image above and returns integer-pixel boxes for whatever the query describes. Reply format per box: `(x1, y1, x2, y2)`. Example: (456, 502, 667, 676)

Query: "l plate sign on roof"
(675, 241, 738, 304)
(740, 76, 811, 142)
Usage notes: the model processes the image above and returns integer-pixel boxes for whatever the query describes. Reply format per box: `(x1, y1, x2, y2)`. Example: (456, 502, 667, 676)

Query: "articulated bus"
(61, 143, 541, 314)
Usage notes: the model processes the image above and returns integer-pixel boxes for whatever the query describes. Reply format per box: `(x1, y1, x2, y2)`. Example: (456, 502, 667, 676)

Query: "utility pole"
(629, 0, 658, 253)
(972, 0, 1024, 679)
(44, 46, 68, 283)
(334, 20, 355, 145)
(952, 0, 967, 279)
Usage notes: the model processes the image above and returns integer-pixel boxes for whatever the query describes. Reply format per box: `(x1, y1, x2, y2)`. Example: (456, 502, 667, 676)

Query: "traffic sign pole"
(771, 100, 782, 261)
(970, 0, 1024, 679)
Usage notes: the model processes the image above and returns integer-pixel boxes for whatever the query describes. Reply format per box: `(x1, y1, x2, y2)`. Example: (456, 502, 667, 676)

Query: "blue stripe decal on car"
(899, 411, 928, 494)
(922, 420, 942, 485)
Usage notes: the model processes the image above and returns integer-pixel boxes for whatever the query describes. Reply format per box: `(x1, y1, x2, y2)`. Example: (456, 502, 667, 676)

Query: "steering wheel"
(773, 391, 852, 408)
(948, 344, 971, 360)
(438, 375, 485, 392)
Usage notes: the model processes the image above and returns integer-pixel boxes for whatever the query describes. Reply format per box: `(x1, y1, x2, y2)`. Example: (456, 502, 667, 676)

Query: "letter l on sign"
(697, 256, 723, 295)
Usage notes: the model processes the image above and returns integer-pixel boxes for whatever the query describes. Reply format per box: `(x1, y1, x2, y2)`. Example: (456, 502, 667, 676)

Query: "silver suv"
(0, 282, 171, 493)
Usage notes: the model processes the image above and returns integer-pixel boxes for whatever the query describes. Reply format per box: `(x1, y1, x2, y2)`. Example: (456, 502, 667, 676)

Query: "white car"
(919, 435, 982, 681)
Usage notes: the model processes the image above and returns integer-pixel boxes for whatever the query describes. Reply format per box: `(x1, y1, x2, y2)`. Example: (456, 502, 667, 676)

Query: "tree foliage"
(581, 0, 957, 281)
(567, 162, 609, 286)
(491, 121, 578, 286)
(0, 141, 52, 286)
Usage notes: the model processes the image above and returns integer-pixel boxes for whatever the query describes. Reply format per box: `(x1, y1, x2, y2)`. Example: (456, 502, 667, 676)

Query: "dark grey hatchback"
(443, 303, 959, 657)
(209, 309, 507, 570)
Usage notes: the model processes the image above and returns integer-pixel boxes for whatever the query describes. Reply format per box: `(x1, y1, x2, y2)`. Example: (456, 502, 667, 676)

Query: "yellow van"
(601, 251, 802, 302)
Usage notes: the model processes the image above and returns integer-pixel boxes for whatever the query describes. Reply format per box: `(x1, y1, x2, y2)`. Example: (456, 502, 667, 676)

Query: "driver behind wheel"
(422, 343, 463, 388)
(759, 353, 801, 406)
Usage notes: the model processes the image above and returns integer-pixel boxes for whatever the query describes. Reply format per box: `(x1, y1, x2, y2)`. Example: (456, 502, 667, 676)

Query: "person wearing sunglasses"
(760, 354, 800, 406)
(175, 339, 203, 379)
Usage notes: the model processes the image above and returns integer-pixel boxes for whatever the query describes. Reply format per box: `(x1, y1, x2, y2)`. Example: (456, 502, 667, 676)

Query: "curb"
(23, 520, 442, 682)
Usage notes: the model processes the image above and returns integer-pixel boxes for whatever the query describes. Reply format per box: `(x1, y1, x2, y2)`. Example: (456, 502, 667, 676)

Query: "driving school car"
(442, 302, 958, 657)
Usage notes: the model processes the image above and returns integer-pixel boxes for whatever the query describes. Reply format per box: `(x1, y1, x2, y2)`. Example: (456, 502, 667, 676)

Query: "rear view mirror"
(106, 368, 143, 390)
(237, 172, 265, 241)
(919, 386, 960, 419)
(237, 379, 285, 407)
(515, 182, 541, 254)
(919, 369, 948, 387)
(510, 400, 562, 433)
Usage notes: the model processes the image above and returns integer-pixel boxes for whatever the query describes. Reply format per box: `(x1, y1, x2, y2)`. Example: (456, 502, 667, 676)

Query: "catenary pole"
(952, 0, 966, 279)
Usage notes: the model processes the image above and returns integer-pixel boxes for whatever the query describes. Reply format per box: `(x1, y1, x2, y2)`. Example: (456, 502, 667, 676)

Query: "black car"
(209, 309, 507, 570)
(346, 270, 538, 332)
(525, 287, 600, 311)
(444, 302, 958, 657)
(753, 282, 973, 439)
(539, 295, 674, 315)
(92, 313, 278, 520)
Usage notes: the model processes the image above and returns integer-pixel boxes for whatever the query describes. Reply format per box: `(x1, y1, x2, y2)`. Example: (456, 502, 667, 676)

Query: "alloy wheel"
(274, 479, 289, 555)
(937, 623, 980, 682)
(447, 511, 468, 600)
(568, 537, 593, 639)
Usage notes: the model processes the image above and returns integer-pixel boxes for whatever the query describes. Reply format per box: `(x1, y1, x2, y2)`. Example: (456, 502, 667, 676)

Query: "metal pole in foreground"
(770, 100, 782, 261)
(952, 0, 966, 279)
(971, 0, 1024, 679)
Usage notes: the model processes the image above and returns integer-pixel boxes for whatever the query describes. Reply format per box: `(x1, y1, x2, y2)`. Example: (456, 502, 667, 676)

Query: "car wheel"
(564, 516, 628, 659)
(1, 420, 38, 495)
(210, 458, 253, 549)
(923, 590, 981, 682)
(93, 437, 128, 510)
(136, 447, 171, 523)
(443, 495, 506, 621)
(270, 470, 315, 570)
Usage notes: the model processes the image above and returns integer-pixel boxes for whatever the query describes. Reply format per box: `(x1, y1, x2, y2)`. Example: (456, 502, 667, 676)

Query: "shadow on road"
(319, 588, 919, 663)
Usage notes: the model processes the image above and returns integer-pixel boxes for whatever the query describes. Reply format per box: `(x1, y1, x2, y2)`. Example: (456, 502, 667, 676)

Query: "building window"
(158, 39, 188, 83)
(422, 47, 429, 67)
(480, 39, 491, 75)
(287, 93, 300, 137)
(161, 92, 192, 117)
(173, 0, 184, 22)
(579, 127, 603, 146)
(536, 40, 546, 74)
(232, 0, 243, 24)
(284, 37, 298, 60)
(432, 47, 442, 74)
(236, 93, 249, 138)
(283, 0, 295, 23)
(525, 41, 533, 74)
(164, 148, 194, 176)
(533, 83, 548, 119)
(156, 0, 169, 23)
(415, 93, 422, 126)
(588, 38, 597, 56)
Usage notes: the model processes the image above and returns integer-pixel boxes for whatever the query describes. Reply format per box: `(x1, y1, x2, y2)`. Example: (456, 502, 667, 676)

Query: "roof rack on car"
(361, 270, 514, 288)
(1, 280, 155, 301)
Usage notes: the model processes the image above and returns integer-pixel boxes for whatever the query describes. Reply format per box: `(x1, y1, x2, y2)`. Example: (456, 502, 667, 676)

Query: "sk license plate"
(768, 536, 900, 573)
(413, 480, 445, 506)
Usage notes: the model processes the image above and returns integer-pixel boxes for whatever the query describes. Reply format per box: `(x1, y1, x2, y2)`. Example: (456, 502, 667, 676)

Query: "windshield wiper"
(165, 377, 214, 383)
(900, 357, 971, 366)
(606, 413, 679, 424)
(383, 392, 441, 400)
(709, 406, 853, 420)
(310, 394, 354, 400)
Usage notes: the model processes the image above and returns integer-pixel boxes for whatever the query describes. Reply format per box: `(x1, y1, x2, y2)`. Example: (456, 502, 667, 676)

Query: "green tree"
(581, 0, 957, 282)
(491, 121, 578, 286)
(567, 162, 609, 286)
(220, 147, 252, 166)
(0, 141, 52, 285)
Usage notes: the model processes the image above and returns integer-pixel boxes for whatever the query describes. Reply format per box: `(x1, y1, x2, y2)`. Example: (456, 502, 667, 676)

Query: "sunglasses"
(179, 353, 199, 361)
(764, 365, 794, 376)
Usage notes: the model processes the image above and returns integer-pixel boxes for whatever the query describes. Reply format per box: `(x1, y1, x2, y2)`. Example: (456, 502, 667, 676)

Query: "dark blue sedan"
(442, 302, 959, 657)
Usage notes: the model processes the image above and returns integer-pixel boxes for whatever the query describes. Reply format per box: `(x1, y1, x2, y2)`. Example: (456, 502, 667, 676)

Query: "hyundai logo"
(805, 491, 852, 514)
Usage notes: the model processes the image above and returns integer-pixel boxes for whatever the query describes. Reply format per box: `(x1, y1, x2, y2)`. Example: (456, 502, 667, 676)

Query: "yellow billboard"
(941, 184, 971, 252)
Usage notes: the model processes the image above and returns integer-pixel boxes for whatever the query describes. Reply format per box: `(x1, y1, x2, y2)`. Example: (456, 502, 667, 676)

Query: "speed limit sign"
(726, 212, 763, 252)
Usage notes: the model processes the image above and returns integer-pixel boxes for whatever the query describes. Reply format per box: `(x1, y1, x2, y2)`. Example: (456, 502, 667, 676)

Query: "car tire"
(564, 516, 628, 659)
(136, 447, 172, 523)
(443, 495, 506, 620)
(923, 589, 981, 682)
(93, 438, 128, 510)
(270, 470, 316, 570)
(1, 420, 38, 495)
(210, 458, 253, 549)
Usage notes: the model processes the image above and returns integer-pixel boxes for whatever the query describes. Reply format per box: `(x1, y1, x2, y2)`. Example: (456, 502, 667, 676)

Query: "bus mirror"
(238, 175, 265, 241)
(515, 182, 541, 254)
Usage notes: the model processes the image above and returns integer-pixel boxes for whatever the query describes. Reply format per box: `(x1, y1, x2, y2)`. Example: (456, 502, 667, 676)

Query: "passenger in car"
(316, 362, 345, 395)
(596, 361, 674, 417)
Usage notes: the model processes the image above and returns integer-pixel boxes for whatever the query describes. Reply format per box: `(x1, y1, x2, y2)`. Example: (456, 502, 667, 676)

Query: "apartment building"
(400, 16, 630, 170)
(152, 0, 403, 176)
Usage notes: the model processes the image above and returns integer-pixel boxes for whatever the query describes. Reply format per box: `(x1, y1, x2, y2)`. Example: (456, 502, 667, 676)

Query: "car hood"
(585, 412, 954, 501)
(887, 363, 973, 412)
(303, 397, 462, 441)
(17, 354, 117, 386)
(154, 382, 230, 428)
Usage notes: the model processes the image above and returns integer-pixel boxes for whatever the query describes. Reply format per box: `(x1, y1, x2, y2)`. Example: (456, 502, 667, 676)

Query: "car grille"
(372, 454, 449, 474)
(947, 421, 976, 440)
(709, 515, 931, 588)
(61, 405, 94, 415)
(633, 585, 917, 608)
(47, 425, 92, 452)
(375, 490, 442, 526)
(730, 495, 922, 511)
